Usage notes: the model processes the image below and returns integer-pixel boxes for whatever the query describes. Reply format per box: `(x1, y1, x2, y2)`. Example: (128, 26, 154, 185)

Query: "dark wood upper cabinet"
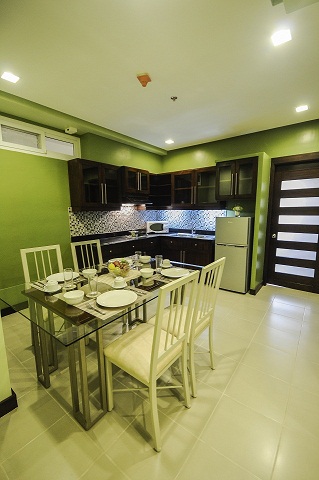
(149, 173, 172, 208)
(216, 157, 258, 200)
(68, 158, 121, 211)
(121, 166, 150, 196)
(172, 166, 218, 208)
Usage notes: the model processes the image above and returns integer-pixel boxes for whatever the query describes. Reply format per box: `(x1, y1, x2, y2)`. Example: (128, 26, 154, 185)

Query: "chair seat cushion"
(104, 323, 182, 385)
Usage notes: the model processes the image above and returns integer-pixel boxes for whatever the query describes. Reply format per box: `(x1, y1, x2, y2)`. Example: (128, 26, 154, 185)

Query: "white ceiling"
(1, 0, 319, 152)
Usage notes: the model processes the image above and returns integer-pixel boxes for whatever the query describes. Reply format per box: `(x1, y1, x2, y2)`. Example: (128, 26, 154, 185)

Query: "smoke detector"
(65, 127, 77, 135)
(137, 73, 151, 87)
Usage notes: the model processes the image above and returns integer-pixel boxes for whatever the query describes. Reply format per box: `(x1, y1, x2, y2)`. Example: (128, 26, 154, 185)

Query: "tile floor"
(1, 284, 319, 480)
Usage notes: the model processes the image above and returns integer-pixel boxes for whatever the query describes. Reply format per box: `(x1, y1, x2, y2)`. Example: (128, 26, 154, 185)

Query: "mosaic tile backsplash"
(69, 207, 226, 237)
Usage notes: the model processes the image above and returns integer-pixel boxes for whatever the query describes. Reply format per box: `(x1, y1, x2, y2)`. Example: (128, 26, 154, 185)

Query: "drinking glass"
(63, 268, 74, 290)
(87, 274, 99, 298)
(134, 251, 142, 268)
(155, 254, 163, 273)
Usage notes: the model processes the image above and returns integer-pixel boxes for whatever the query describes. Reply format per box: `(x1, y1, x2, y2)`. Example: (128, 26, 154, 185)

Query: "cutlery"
(87, 303, 106, 315)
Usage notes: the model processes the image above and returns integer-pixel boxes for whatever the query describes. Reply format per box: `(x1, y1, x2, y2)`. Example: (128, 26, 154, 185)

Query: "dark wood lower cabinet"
(101, 236, 214, 267)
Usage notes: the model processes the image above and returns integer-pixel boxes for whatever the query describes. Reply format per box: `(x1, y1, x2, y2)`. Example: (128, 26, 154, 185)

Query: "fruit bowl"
(107, 259, 130, 277)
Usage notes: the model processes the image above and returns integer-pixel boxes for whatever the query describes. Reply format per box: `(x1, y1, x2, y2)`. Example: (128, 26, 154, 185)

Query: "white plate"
(109, 257, 133, 266)
(161, 268, 190, 278)
(46, 272, 80, 283)
(97, 290, 137, 308)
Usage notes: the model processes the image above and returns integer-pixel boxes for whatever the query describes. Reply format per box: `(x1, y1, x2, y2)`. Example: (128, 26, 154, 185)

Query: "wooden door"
(266, 160, 319, 293)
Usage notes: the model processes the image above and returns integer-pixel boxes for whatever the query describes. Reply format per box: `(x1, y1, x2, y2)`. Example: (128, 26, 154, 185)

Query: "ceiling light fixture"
(1, 71, 20, 83)
(295, 105, 308, 112)
(271, 29, 292, 46)
(165, 139, 174, 145)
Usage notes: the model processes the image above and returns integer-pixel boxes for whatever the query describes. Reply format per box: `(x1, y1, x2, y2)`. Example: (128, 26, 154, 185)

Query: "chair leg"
(181, 349, 191, 407)
(189, 341, 197, 398)
(208, 323, 215, 370)
(149, 382, 161, 452)
(105, 358, 114, 411)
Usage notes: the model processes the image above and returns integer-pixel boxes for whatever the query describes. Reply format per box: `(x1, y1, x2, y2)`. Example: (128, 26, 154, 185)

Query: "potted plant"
(232, 205, 243, 217)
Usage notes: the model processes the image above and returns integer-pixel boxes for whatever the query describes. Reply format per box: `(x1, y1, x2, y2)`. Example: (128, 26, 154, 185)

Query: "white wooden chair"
(71, 239, 103, 272)
(104, 270, 199, 452)
(151, 258, 225, 397)
(188, 257, 225, 397)
(20, 244, 63, 285)
(20, 244, 64, 366)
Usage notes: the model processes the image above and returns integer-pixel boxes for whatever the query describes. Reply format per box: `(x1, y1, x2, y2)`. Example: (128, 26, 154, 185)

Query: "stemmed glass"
(82, 268, 99, 298)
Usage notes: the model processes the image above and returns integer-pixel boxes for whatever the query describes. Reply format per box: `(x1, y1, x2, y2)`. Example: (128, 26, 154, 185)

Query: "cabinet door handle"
(104, 184, 107, 204)
(138, 172, 141, 191)
(231, 173, 234, 195)
(193, 186, 196, 204)
(101, 183, 104, 204)
(235, 173, 238, 195)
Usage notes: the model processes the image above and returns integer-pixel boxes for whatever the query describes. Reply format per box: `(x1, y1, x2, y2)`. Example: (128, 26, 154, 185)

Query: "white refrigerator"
(215, 217, 252, 293)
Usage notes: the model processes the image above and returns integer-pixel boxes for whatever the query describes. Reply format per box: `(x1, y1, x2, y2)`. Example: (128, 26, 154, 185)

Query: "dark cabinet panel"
(68, 158, 121, 211)
(216, 157, 258, 201)
(171, 167, 218, 209)
(121, 167, 150, 196)
(149, 173, 172, 208)
(161, 237, 214, 266)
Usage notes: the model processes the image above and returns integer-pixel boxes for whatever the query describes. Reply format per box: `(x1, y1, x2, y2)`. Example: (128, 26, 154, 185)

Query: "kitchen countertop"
(100, 233, 215, 246)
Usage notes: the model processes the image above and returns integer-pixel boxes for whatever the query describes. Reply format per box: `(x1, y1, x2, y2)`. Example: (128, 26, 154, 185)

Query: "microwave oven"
(146, 221, 169, 234)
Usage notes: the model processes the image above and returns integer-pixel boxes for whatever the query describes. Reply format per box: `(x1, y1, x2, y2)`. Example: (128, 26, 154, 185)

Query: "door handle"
(272, 234, 277, 238)
(104, 184, 107, 204)
(101, 183, 104, 204)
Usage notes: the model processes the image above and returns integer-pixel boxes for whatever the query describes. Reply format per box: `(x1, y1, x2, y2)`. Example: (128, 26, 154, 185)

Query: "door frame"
(264, 151, 319, 289)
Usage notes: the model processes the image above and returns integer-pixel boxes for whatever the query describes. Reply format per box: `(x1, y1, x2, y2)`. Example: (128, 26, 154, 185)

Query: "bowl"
(81, 268, 97, 279)
(140, 255, 151, 264)
(140, 268, 154, 279)
(63, 290, 84, 305)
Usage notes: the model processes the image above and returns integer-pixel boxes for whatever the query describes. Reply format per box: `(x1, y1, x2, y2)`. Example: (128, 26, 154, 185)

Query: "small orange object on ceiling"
(137, 73, 151, 87)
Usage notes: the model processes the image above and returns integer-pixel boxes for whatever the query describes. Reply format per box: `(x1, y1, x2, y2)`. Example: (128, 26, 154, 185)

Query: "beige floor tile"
(0, 465, 8, 480)
(156, 381, 222, 438)
(242, 342, 295, 382)
(0, 387, 66, 462)
(79, 452, 129, 480)
(262, 311, 303, 336)
(213, 329, 250, 362)
(2, 416, 103, 480)
(105, 410, 198, 480)
(200, 396, 281, 480)
(272, 427, 319, 480)
(298, 335, 319, 364)
(175, 439, 262, 480)
(214, 315, 259, 341)
(253, 323, 300, 355)
(292, 354, 319, 396)
(284, 386, 319, 439)
(225, 363, 290, 423)
(192, 351, 239, 393)
(267, 300, 305, 322)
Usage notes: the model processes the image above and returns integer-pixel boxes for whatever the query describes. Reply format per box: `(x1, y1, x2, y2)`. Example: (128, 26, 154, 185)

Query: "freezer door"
(215, 217, 251, 245)
(215, 244, 249, 293)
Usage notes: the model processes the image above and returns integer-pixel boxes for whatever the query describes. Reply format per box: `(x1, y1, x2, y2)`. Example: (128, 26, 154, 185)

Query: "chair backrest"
(20, 244, 64, 284)
(190, 257, 225, 340)
(150, 270, 199, 380)
(71, 239, 103, 271)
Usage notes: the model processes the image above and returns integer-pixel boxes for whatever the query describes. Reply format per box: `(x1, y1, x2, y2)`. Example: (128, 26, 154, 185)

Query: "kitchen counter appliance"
(215, 217, 252, 293)
(146, 221, 169, 234)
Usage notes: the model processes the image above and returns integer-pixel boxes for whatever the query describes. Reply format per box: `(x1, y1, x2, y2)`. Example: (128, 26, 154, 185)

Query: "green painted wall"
(0, 150, 73, 289)
(162, 119, 319, 171)
(81, 133, 163, 172)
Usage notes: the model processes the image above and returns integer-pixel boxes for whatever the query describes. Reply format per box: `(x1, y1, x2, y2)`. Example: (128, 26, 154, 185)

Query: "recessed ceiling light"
(271, 29, 292, 46)
(1, 71, 20, 83)
(296, 105, 308, 112)
(165, 139, 174, 145)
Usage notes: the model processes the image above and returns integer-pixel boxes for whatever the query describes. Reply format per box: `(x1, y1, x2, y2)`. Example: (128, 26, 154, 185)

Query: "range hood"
(121, 194, 152, 205)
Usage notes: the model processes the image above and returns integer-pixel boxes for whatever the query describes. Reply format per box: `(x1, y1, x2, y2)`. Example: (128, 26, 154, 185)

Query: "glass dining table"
(0, 267, 195, 430)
